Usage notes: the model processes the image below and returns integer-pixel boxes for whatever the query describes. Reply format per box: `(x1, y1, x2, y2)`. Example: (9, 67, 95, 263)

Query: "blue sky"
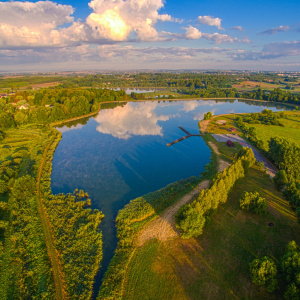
(0, 0, 299, 72)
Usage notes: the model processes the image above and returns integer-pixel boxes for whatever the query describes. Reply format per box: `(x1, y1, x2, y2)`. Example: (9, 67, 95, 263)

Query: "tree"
(14, 111, 28, 125)
(12, 175, 36, 201)
(273, 170, 288, 190)
(204, 111, 213, 120)
(175, 206, 206, 238)
(240, 191, 267, 215)
(0, 180, 8, 194)
(281, 241, 300, 299)
(249, 256, 278, 292)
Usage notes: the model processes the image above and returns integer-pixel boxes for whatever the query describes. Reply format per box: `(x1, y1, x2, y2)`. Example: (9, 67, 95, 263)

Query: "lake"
(51, 99, 289, 292)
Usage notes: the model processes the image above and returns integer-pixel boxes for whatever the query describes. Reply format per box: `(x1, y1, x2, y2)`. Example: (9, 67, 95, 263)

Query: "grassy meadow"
(250, 112, 300, 149)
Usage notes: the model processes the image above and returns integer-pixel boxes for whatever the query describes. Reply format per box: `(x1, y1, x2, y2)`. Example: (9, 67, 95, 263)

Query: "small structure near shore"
(228, 127, 236, 133)
(227, 140, 235, 147)
(167, 126, 202, 146)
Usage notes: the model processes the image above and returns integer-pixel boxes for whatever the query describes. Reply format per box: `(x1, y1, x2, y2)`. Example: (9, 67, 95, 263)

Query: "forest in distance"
(0, 72, 300, 300)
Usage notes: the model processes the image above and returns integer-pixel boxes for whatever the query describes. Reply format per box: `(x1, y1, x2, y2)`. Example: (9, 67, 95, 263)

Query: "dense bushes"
(268, 137, 300, 180)
(240, 191, 267, 216)
(0, 129, 55, 299)
(282, 241, 300, 299)
(238, 109, 284, 126)
(175, 147, 256, 238)
(250, 241, 300, 299)
(249, 256, 278, 292)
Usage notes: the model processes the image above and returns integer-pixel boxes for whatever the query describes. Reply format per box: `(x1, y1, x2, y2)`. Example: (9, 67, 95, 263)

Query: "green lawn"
(250, 112, 300, 149)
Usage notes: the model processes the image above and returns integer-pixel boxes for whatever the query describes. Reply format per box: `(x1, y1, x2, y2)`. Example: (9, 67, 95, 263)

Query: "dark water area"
(51, 99, 290, 296)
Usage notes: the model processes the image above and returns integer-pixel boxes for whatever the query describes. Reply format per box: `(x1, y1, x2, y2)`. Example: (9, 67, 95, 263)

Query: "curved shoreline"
(50, 97, 296, 128)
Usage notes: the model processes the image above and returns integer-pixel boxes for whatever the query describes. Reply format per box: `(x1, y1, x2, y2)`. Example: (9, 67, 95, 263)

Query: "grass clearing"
(247, 111, 300, 149)
(206, 114, 243, 136)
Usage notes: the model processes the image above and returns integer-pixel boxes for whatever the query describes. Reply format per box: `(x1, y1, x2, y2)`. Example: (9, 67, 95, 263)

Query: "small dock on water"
(167, 126, 203, 146)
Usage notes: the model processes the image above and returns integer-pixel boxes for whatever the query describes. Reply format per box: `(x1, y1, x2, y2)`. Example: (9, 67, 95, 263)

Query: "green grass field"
(250, 112, 300, 149)
(121, 139, 299, 300)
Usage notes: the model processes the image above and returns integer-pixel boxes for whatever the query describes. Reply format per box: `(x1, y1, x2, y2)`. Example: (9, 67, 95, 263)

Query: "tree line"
(175, 147, 256, 238)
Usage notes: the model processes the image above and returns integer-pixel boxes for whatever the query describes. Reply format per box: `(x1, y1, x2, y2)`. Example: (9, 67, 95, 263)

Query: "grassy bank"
(97, 177, 207, 299)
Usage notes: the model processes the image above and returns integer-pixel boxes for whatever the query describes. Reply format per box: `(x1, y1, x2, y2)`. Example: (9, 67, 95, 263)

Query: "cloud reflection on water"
(94, 102, 176, 139)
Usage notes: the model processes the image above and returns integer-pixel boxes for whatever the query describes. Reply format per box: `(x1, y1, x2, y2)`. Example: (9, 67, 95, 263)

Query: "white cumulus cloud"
(185, 26, 202, 39)
(198, 15, 222, 29)
(0, 1, 74, 47)
(86, 0, 172, 41)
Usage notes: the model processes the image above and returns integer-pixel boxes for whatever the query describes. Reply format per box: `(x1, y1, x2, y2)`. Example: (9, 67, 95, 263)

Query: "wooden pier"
(167, 126, 203, 146)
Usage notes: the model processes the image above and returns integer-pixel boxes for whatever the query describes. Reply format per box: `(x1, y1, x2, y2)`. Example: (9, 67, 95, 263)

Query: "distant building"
(228, 127, 236, 133)
(18, 103, 29, 110)
(0, 93, 7, 99)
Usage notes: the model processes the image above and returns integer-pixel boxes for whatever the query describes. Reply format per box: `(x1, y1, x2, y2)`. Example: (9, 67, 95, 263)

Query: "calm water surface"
(51, 99, 289, 292)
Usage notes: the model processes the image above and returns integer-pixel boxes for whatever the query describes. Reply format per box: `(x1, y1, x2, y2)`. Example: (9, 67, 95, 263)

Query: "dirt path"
(207, 141, 230, 172)
(211, 134, 278, 178)
(138, 180, 210, 246)
(37, 133, 68, 300)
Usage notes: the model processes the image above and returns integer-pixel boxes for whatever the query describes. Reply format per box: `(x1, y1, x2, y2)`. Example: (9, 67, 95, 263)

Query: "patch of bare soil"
(199, 119, 210, 133)
(138, 180, 210, 246)
(31, 82, 61, 89)
(208, 141, 230, 172)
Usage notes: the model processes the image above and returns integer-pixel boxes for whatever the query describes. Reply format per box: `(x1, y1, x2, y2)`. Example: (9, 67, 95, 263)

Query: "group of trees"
(249, 241, 300, 299)
(268, 137, 300, 180)
(0, 130, 56, 299)
(239, 191, 267, 215)
(237, 109, 285, 126)
(241, 88, 300, 105)
(0, 87, 128, 129)
(175, 147, 256, 238)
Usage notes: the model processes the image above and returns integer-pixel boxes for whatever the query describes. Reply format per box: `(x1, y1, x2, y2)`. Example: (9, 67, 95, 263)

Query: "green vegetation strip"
(176, 147, 256, 238)
(36, 128, 68, 300)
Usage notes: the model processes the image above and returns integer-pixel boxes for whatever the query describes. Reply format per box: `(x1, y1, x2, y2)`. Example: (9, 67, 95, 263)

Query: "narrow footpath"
(138, 180, 210, 246)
